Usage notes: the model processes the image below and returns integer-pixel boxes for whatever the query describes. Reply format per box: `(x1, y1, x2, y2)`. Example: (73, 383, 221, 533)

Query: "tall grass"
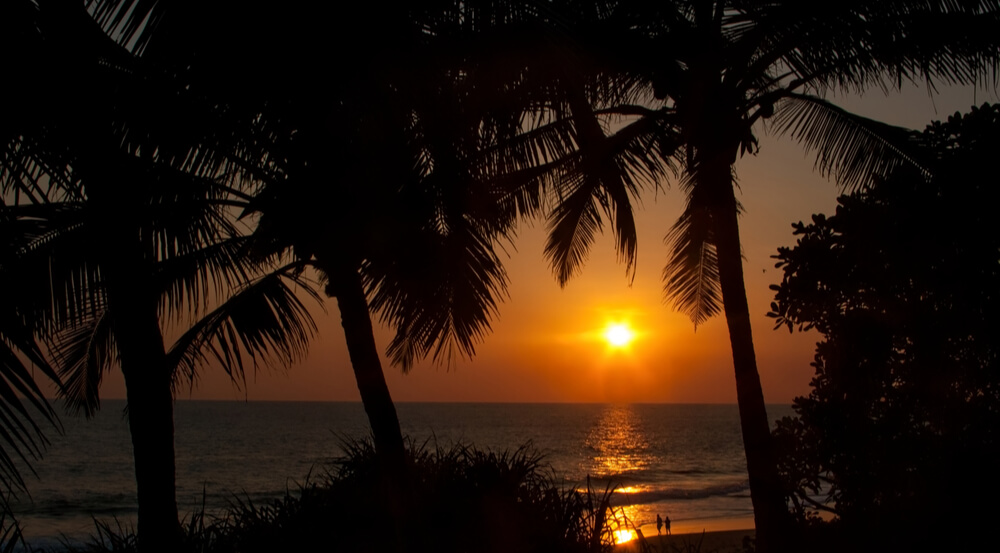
(1, 505, 26, 553)
(32, 440, 629, 553)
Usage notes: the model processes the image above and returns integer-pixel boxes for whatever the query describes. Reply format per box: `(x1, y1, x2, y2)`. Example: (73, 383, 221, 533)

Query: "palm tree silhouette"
(3, 2, 318, 548)
(501, 2, 999, 550)
(1, 0, 76, 519)
(0, 252, 61, 515)
(84, 0, 523, 490)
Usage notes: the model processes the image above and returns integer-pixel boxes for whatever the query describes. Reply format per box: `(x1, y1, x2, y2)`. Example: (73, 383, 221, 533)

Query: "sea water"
(8, 401, 793, 548)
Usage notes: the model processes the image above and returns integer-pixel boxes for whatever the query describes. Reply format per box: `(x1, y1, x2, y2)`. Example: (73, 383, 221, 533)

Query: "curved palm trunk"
(324, 260, 408, 553)
(323, 261, 406, 471)
(703, 153, 791, 553)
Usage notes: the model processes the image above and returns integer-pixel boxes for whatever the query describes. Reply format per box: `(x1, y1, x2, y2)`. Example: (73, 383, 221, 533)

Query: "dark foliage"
(207, 441, 607, 553)
(769, 104, 1000, 552)
(45, 441, 618, 553)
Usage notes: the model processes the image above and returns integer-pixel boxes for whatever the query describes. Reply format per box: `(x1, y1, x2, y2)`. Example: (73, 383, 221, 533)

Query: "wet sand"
(617, 528, 755, 553)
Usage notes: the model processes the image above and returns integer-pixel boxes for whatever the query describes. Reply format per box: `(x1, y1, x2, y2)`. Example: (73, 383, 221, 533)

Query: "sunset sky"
(97, 82, 996, 405)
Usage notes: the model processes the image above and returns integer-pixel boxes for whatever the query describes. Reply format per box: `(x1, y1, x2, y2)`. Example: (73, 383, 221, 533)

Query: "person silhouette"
(656, 514, 663, 535)
(664, 514, 671, 535)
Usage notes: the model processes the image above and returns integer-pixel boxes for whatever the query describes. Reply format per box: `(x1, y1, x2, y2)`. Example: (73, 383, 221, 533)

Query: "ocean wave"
(602, 480, 751, 504)
(13, 402, 785, 545)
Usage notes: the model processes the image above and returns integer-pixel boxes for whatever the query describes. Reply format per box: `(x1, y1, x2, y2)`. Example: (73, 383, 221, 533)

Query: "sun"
(604, 323, 635, 348)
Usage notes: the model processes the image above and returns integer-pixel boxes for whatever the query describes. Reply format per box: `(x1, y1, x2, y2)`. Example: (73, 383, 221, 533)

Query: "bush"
(769, 104, 1000, 552)
(52, 440, 620, 553)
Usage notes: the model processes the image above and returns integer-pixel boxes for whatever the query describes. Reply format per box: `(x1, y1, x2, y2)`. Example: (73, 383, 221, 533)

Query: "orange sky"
(97, 83, 996, 405)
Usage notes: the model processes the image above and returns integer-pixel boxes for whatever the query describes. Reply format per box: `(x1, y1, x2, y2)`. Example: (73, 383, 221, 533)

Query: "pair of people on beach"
(656, 514, 671, 535)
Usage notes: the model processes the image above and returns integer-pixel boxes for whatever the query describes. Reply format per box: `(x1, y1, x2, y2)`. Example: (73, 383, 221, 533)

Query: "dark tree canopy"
(769, 104, 1000, 551)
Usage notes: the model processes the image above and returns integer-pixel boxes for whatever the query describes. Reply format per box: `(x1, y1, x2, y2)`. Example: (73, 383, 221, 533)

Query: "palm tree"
(0, 244, 61, 517)
(499, 2, 999, 550)
(0, 0, 74, 518)
(3, 2, 319, 549)
(1, 198, 318, 549)
(72, 13, 532, 537)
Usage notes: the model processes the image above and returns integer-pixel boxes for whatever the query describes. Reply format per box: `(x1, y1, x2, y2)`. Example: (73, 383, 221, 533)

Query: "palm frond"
(364, 153, 510, 372)
(165, 267, 320, 391)
(601, 114, 675, 277)
(484, 159, 559, 224)
(371, 218, 509, 372)
(773, 93, 928, 191)
(743, 2, 1000, 96)
(0, 201, 104, 336)
(477, 115, 579, 220)
(0, 319, 60, 500)
(155, 237, 259, 325)
(46, 311, 116, 417)
(663, 199, 722, 328)
(542, 111, 671, 285)
(848, 1, 1000, 89)
(545, 168, 604, 286)
(86, 0, 163, 55)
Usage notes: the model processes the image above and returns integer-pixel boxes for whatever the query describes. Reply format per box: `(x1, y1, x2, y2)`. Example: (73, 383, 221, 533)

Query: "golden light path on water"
(582, 405, 655, 544)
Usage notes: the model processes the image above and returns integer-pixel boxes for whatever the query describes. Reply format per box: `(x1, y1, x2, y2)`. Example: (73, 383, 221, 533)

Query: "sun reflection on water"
(584, 404, 654, 478)
(582, 405, 656, 546)
(607, 503, 643, 544)
(613, 528, 637, 544)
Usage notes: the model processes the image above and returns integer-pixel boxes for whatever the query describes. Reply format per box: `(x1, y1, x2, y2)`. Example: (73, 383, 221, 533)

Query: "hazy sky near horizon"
(95, 82, 997, 405)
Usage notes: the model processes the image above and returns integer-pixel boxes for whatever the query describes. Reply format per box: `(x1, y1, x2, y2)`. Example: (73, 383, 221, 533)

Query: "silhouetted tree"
(2, 2, 318, 549)
(769, 104, 1000, 552)
(0, 221, 61, 516)
(84, 1, 525, 494)
(507, 4, 1000, 550)
(0, 4, 65, 519)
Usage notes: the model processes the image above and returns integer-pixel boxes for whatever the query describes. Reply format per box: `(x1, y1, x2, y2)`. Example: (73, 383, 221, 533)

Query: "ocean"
(9, 401, 793, 549)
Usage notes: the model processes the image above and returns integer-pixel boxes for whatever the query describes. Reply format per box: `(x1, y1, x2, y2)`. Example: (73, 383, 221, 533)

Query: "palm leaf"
(601, 113, 675, 275)
(772, 92, 928, 191)
(477, 115, 579, 219)
(154, 237, 258, 325)
(662, 170, 724, 327)
(365, 144, 511, 370)
(545, 167, 605, 286)
(663, 210, 723, 327)
(0, 317, 59, 501)
(165, 267, 320, 391)
(370, 217, 509, 371)
(46, 311, 116, 417)
(1, 202, 105, 336)
(543, 111, 670, 285)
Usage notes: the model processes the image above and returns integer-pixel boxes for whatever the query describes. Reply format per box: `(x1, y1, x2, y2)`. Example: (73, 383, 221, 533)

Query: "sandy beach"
(605, 510, 758, 552)
(617, 527, 755, 553)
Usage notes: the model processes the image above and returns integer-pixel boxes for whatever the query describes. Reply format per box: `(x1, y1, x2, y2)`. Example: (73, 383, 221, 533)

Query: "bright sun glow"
(613, 529, 637, 544)
(604, 323, 635, 348)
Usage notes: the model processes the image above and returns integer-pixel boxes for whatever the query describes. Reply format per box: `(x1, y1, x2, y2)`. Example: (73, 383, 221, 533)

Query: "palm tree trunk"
(89, 170, 183, 551)
(324, 260, 408, 553)
(705, 156, 791, 553)
(324, 261, 406, 471)
(115, 305, 183, 552)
